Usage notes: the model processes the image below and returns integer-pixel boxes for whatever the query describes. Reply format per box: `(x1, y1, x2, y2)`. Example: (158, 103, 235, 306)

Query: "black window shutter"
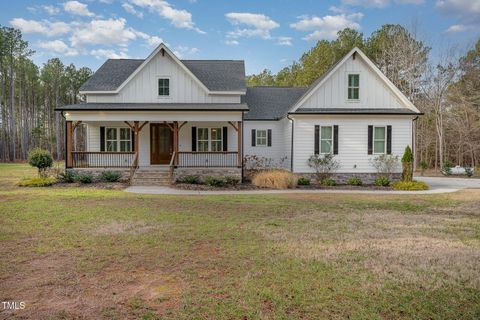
(100, 126, 105, 151)
(368, 125, 373, 155)
(251, 129, 256, 146)
(314, 125, 319, 155)
(191, 126, 197, 151)
(223, 126, 228, 151)
(267, 129, 272, 147)
(333, 125, 338, 155)
(387, 125, 392, 154)
(131, 128, 135, 152)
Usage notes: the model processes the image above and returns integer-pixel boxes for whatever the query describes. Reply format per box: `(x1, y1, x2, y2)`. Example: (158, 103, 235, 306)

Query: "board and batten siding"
(244, 119, 291, 169)
(85, 53, 240, 104)
(292, 115, 413, 173)
(299, 54, 404, 110)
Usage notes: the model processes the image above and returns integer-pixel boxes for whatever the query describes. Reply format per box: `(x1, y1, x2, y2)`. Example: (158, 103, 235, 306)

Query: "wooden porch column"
(237, 121, 242, 167)
(133, 121, 140, 154)
(173, 121, 179, 165)
(66, 121, 73, 168)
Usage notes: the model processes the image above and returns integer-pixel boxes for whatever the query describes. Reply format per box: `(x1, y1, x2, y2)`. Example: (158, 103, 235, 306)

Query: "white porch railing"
(177, 151, 239, 168)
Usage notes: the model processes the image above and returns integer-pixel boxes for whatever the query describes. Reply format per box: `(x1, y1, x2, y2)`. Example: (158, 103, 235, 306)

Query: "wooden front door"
(150, 123, 173, 164)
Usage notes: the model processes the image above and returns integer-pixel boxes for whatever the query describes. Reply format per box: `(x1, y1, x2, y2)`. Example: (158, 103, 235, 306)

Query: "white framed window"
(348, 74, 359, 100)
(373, 126, 386, 154)
(320, 126, 333, 154)
(210, 128, 222, 152)
(105, 127, 132, 152)
(256, 129, 267, 147)
(197, 128, 223, 152)
(158, 78, 170, 96)
(197, 128, 209, 151)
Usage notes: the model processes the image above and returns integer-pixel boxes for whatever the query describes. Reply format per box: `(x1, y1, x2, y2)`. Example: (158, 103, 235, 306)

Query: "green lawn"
(0, 163, 479, 319)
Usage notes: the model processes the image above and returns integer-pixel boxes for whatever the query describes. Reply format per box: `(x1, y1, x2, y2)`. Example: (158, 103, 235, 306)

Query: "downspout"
(287, 114, 294, 172)
(241, 111, 244, 182)
(60, 111, 67, 170)
(412, 116, 419, 172)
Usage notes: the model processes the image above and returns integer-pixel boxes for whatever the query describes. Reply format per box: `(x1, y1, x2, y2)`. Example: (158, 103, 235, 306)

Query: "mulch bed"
(54, 182, 128, 190)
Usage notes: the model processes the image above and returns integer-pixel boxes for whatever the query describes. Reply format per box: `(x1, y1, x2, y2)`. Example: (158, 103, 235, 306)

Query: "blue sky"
(1, 0, 479, 74)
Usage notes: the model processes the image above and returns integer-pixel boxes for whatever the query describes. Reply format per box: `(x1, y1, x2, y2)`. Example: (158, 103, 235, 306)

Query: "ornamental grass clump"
(392, 181, 429, 191)
(252, 169, 296, 189)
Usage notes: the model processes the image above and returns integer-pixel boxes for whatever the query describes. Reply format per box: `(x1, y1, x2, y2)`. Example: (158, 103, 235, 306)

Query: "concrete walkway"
(124, 185, 459, 195)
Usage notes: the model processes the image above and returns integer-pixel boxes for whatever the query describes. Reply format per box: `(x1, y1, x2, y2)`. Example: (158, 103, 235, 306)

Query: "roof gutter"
(288, 112, 424, 116)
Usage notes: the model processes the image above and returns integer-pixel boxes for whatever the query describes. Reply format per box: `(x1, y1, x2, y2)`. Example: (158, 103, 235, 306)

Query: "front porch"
(65, 118, 243, 184)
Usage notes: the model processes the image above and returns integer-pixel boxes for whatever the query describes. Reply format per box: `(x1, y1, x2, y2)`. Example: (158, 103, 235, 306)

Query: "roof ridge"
(181, 59, 244, 62)
(249, 86, 308, 89)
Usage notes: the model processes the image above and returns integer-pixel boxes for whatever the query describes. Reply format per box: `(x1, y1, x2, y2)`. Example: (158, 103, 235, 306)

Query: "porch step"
(131, 168, 172, 186)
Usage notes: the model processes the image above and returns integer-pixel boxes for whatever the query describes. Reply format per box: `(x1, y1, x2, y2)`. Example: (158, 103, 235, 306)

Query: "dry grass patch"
(252, 169, 296, 189)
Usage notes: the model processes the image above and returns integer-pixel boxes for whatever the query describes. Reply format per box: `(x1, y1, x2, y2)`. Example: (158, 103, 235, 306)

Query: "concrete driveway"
(415, 176, 480, 190)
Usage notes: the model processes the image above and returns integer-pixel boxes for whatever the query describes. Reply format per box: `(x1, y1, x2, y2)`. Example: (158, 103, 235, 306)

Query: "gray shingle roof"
(182, 60, 246, 92)
(242, 87, 308, 120)
(56, 103, 248, 111)
(79, 59, 246, 92)
(292, 108, 421, 115)
(79, 59, 143, 91)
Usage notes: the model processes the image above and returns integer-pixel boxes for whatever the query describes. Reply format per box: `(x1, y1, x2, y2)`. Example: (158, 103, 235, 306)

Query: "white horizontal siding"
(299, 55, 404, 109)
(243, 120, 291, 169)
(85, 53, 240, 104)
(66, 111, 242, 122)
(292, 115, 413, 173)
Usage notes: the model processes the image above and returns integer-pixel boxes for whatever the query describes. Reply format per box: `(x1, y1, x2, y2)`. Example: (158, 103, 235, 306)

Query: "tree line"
(248, 25, 480, 170)
(0, 26, 92, 162)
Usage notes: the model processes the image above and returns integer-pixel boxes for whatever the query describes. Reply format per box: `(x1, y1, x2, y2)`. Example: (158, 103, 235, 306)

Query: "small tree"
(419, 160, 428, 176)
(307, 154, 340, 183)
(28, 148, 53, 177)
(401, 145, 414, 182)
(370, 154, 400, 180)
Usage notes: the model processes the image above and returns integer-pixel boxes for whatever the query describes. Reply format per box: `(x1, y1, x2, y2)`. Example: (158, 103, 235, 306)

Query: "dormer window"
(348, 74, 359, 100)
(158, 78, 170, 96)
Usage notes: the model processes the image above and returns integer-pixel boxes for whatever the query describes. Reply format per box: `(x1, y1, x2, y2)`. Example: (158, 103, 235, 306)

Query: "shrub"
(205, 176, 226, 187)
(297, 176, 311, 185)
(177, 175, 200, 184)
(442, 160, 453, 176)
(307, 153, 340, 183)
(392, 181, 429, 191)
(321, 178, 336, 186)
(101, 171, 122, 182)
(419, 160, 428, 176)
(59, 170, 76, 183)
(401, 145, 414, 182)
(75, 172, 93, 184)
(28, 148, 53, 177)
(465, 167, 474, 177)
(347, 176, 362, 186)
(375, 176, 390, 187)
(252, 170, 296, 189)
(18, 176, 57, 187)
(225, 176, 240, 186)
(370, 154, 399, 179)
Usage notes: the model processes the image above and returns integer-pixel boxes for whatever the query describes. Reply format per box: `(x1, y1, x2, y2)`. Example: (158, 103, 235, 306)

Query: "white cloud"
(70, 18, 137, 47)
(91, 48, 130, 59)
(290, 13, 363, 41)
(133, 30, 164, 47)
(437, 0, 480, 33)
(129, 0, 205, 33)
(225, 39, 239, 46)
(63, 1, 95, 17)
(225, 12, 279, 39)
(173, 45, 199, 58)
(38, 40, 78, 56)
(43, 5, 60, 15)
(122, 3, 144, 18)
(396, 0, 424, 3)
(444, 24, 469, 33)
(10, 18, 71, 37)
(276, 36, 293, 46)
